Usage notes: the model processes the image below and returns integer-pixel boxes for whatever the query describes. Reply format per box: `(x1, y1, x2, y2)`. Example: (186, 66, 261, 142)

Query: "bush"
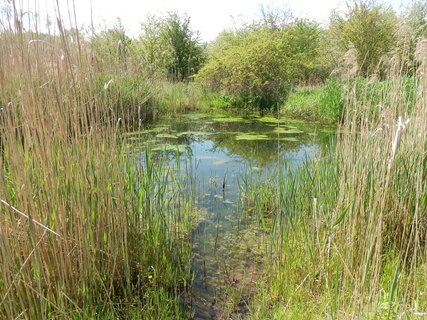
(197, 29, 291, 108)
(137, 13, 206, 81)
(328, 1, 397, 77)
(197, 20, 328, 109)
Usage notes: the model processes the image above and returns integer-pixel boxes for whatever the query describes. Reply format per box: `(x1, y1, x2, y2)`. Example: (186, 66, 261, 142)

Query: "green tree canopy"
(137, 13, 205, 81)
(394, 1, 427, 74)
(92, 20, 132, 73)
(196, 19, 327, 108)
(329, 1, 397, 77)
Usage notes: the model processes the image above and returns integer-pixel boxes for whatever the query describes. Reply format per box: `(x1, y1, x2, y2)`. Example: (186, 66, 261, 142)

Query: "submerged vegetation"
(0, 0, 426, 319)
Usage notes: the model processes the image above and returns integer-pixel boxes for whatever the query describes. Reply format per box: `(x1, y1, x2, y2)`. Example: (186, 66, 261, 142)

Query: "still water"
(126, 113, 334, 319)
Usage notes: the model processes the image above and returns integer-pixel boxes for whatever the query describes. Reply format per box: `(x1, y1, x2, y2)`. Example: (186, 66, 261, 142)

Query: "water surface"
(126, 113, 334, 319)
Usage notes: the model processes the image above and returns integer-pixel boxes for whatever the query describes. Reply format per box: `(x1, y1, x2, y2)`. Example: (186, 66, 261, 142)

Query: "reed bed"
(242, 55, 427, 318)
(0, 4, 194, 319)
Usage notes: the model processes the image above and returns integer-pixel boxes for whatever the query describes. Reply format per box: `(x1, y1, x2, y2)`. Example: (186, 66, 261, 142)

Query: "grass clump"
(282, 77, 343, 122)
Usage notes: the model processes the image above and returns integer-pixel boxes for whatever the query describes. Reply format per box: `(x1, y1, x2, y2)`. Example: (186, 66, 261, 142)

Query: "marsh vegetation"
(0, 0, 426, 319)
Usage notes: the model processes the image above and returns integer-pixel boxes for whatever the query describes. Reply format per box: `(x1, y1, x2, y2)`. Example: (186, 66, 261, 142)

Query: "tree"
(197, 19, 328, 108)
(394, 1, 427, 74)
(197, 28, 292, 107)
(281, 19, 329, 84)
(329, 1, 397, 77)
(137, 13, 205, 81)
(133, 15, 173, 78)
(163, 13, 206, 81)
(92, 20, 132, 73)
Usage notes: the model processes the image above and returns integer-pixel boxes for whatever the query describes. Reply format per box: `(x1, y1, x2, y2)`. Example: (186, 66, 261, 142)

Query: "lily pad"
(152, 144, 186, 153)
(235, 133, 269, 141)
(176, 131, 210, 137)
(255, 116, 289, 124)
(273, 127, 304, 134)
(156, 133, 179, 139)
(212, 117, 251, 123)
(278, 137, 299, 142)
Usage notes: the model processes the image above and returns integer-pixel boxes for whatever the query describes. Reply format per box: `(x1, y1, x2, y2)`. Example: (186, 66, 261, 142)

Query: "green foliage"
(163, 13, 206, 81)
(92, 20, 132, 73)
(138, 13, 206, 81)
(197, 20, 328, 109)
(394, 1, 427, 75)
(96, 74, 154, 123)
(282, 78, 343, 122)
(133, 15, 174, 79)
(318, 77, 343, 120)
(197, 28, 291, 108)
(349, 76, 418, 116)
(282, 20, 330, 84)
(282, 86, 323, 120)
(329, 1, 397, 77)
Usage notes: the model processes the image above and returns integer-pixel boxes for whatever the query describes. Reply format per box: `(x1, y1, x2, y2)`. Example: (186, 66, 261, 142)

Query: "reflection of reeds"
(242, 40, 427, 318)
(0, 4, 195, 319)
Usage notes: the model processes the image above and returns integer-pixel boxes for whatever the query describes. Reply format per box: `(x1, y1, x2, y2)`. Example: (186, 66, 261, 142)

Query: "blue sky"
(16, 0, 412, 41)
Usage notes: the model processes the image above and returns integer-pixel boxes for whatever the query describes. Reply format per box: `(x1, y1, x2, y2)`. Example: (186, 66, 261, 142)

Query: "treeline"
(1, 0, 426, 115)
(91, 13, 206, 81)
(87, 0, 427, 109)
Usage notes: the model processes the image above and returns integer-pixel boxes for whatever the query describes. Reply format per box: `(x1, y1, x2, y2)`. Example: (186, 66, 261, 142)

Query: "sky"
(12, 0, 412, 41)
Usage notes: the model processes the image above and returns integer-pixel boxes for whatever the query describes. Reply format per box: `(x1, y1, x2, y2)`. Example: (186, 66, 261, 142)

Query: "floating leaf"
(152, 144, 186, 153)
(176, 131, 210, 137)
(273, 127, 304, 134)
(255, 116, 289, 124)
(212, 117, 250, 123)
(156, 133, 178, 139)
(277, 137, 299, 142)
(235, 133, 269, 141)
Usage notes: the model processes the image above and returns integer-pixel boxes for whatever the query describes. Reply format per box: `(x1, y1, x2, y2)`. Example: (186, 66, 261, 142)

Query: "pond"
(125, 112, 334, 319)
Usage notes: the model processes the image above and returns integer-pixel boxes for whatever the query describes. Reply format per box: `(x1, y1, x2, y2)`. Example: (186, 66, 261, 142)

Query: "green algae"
(212, 117, 251, 123)
(255, 117, 289, 124)
(156, 133, 179, 139)
(176, 131, 211, 137)
(235, 133, 270, 141)
(152, 144, 186, 153)
(272, 127, 304, 134)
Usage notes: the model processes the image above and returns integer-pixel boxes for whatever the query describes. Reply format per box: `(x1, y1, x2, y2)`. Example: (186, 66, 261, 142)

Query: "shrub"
(197, 28, 291, 108)
(328, 1, 397, 77)
(197, 20, 328, 109)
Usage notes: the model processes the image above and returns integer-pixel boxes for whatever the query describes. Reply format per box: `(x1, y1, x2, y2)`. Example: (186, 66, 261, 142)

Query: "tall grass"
(0, 4, 195, 319)
(243, 54, 427, 318)
(282, 77, 343, 123)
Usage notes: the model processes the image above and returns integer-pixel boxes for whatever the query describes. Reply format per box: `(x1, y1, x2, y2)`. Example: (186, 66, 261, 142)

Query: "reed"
(243, 56, 427, 318)
(0, 3, 194, 318)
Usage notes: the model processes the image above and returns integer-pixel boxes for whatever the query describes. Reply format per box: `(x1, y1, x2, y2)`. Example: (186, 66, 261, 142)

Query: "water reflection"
(127, 113, 334, 319)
